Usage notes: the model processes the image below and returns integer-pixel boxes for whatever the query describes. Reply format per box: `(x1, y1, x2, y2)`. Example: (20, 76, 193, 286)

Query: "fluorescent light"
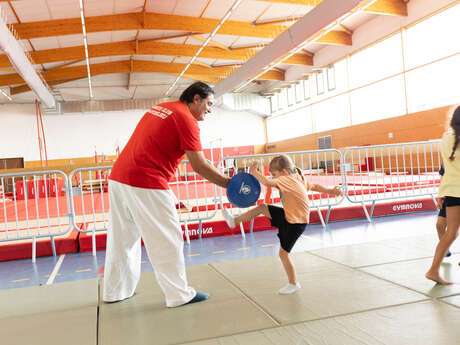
(0, 89, 11, 101)
(165, 0, 243, 97)
(79, 0, 93, 99)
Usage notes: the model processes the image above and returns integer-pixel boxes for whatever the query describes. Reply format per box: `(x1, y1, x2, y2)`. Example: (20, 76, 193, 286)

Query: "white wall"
(0, 103, 145, 161)
(200, 106, 265, 148)
(0, 103, 265, 161)
(0, 104, 37, 160)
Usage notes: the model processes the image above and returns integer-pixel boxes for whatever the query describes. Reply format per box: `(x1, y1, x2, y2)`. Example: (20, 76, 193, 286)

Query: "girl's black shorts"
(268, 205, 307, 253)
(444, 196, 460, 207)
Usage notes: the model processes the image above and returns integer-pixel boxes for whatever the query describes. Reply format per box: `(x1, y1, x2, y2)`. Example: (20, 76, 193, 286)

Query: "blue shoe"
(446, 251, 452, 257)
(185, 292, 210, 305)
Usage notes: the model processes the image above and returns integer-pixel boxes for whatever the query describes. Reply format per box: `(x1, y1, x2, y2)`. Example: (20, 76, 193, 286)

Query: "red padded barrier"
(0, 227, 79, 262)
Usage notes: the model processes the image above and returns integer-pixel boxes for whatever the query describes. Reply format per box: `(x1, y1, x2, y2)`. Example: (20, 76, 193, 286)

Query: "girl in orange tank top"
(222, 154, 341, 295)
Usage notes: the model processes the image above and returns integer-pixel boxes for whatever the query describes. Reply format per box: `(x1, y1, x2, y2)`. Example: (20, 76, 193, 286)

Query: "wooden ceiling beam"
(363, 0, 408, 16)
(10, 74, 220, 94)
(254, 0, 322, 5)
(0, 40, 312, 68)
(192, 34, 230, 51)
(180, 74, 220, 83)
(12, 12, 284, 40)
(46, 59, 84, 71)
(10, 78, 81, 95)
(0, 59, 284, 87)
(315, 30, 352, 46)
(231, 44, 267, 51)
(283, 53, 312, 65)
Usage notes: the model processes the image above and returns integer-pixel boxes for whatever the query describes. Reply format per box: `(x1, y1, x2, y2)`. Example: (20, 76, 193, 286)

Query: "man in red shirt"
(103, 82, 230, 307)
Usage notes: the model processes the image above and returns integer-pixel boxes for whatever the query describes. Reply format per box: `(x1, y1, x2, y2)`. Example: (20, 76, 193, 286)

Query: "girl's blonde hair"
(269, 154, 304, 181)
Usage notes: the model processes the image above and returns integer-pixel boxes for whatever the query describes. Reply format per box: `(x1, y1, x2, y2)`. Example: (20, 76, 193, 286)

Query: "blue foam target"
(227, 172, 261, 208)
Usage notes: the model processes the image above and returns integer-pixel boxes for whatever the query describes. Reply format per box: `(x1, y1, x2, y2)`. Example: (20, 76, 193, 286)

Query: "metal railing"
(68, 161, 220, 253)
(68, 166, 111, 255)
(342, 140, 441, 221)
(0, 170, 71, 262)
(171, 159, 220, 244)
(0, 140, 443, 260)
(218, 149, 345, 235)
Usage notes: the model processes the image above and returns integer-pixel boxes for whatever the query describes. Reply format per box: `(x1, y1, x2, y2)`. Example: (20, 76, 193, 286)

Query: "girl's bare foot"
(425, 272, 453, 285)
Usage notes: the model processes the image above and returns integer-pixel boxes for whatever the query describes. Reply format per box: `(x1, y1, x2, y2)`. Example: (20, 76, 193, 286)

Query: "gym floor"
(1, 211, 460, 345)
(0, 210, 449, 290)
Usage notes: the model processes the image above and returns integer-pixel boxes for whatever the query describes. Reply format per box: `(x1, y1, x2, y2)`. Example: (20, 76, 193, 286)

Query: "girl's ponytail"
(449, 105, 460, 161)
(295, 167, 304, 182)
(449, 136, 459, 161)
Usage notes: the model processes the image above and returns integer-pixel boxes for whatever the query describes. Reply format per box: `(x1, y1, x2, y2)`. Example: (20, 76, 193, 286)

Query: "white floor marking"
(46, 254, 65, 285)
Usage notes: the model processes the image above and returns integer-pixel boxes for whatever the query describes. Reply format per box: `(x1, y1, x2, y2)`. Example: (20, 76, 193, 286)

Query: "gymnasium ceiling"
(0, 0, 423, 104)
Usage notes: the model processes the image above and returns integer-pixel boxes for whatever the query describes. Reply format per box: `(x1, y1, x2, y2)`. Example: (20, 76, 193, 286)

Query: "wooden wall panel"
(266, 106, 451, 153)
(254, 144, 266, 154)
(0, 161, 114, 177)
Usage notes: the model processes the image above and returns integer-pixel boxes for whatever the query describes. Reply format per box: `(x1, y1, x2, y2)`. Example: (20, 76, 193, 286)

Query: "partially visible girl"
(434, 165, 452, 258)
(426, 105, 460, 285)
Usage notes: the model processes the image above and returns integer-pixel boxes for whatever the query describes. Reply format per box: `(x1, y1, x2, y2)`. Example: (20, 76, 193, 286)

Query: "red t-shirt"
(109, 101, 202, 189)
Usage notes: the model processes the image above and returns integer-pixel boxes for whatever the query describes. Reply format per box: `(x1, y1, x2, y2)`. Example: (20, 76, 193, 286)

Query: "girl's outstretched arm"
(311, 184, 342, 196)
(249, 162, 278, 187)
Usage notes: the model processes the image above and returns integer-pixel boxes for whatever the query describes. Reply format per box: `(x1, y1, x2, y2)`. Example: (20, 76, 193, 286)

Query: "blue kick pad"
(227, 172, 261, 208)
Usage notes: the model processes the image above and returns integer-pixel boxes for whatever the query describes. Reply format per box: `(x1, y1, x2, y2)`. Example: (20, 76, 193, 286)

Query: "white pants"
(103, 180, 196, 307)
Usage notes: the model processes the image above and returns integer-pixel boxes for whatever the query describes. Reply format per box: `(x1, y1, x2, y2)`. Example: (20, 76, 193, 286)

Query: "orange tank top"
(273, 174, 310, 224)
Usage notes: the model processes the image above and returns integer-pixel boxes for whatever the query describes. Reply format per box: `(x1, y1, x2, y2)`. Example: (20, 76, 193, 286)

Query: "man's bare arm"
(186, 150, 230, 188)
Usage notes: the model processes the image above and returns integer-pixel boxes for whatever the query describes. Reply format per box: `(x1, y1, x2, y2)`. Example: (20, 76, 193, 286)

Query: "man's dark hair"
(179, 82, 214, 104)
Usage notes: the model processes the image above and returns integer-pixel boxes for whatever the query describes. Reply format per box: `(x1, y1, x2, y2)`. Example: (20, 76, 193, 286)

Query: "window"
(287, 85, 295, 106)
(313, 94, 351, 132)
(333, 59, 348, 92)
(350, 75, 406, 125)
(404, 5, 460, 70)
(327, 65, 336, 91)
(316, 70, 325, 95)
(267, 108, 312, 142)
(278, 88, 288, 110)
(349, 34, 403, 89)
(269, 95, 278, 114)
(406, 54, 460, 113)
(303, 77, 311, 100)
(295, 82, 303, 103)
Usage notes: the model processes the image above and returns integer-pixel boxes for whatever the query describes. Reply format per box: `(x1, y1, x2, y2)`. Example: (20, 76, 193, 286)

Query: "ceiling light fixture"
(0, 88, 11, 101)
(79, 0, 93, 99)
(164, 0, 243, 97)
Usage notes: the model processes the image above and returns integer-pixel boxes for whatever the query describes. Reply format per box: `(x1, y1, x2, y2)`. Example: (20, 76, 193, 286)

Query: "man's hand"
(329, 186, 342, 196)
(186, 150, 230, 188)
(436, 197, 444, 210)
